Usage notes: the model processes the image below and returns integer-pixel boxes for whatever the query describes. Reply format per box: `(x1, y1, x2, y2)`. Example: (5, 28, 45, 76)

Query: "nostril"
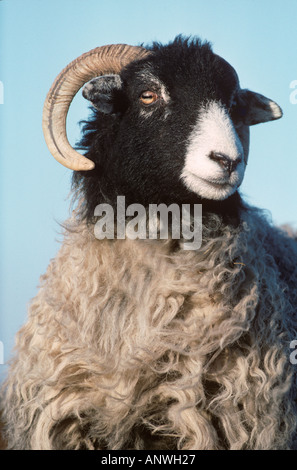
(209, 152, 242, 175)
(209, 152, 232, 174)
(209, 151, 229, 167)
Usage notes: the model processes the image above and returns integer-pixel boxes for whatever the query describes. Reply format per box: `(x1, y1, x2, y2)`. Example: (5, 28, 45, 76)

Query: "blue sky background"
(0, 0, 296, 377)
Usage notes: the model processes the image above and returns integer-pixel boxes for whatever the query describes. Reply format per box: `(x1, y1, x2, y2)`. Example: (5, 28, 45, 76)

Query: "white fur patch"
(268, 100, 283, 120)
(181, 101, 245, 200)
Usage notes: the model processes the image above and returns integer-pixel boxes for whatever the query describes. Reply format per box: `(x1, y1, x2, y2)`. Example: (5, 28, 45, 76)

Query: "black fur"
(73, 36, 244, 223)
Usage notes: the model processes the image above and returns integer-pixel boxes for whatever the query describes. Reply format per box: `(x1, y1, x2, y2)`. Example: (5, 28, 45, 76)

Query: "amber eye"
(140, 91, 158, 106)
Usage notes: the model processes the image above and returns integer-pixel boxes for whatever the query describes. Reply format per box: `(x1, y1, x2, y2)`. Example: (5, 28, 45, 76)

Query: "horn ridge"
(42, 44, 149, 171)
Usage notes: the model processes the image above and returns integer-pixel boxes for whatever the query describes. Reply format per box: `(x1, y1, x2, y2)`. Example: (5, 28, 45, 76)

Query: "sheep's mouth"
(181, 170, 241, 201)
(191, 173, 235, 190)
(199, 177, 233, 189)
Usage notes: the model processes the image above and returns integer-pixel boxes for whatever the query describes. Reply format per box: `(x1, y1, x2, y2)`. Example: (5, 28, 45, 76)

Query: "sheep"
(1, 36, 297, 450)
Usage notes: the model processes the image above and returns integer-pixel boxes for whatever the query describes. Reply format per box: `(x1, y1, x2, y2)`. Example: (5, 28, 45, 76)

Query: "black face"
(73, 37, 242, 221)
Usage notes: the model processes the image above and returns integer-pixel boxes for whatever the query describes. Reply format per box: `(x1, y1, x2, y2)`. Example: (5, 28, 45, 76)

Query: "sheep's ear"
(82, 74, 123, 114)
(237, 89, 283, 125)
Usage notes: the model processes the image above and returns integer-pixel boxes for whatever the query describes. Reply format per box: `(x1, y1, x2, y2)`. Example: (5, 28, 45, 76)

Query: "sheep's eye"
(140, 91, 158, 106)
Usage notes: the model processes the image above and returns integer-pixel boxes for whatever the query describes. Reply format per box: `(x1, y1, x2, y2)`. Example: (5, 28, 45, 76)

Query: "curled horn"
(42, 44, 149, 171)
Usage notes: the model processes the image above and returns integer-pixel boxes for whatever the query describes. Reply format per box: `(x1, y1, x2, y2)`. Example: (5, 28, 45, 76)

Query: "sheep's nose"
(209, 151, 241, 176)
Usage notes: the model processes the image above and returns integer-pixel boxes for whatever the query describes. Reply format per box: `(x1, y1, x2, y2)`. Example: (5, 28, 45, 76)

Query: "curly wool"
(1, 206, 297, 450)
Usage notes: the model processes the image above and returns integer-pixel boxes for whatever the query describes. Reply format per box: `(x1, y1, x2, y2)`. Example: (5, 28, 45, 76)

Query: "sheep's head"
(43, 37, 282, 216)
